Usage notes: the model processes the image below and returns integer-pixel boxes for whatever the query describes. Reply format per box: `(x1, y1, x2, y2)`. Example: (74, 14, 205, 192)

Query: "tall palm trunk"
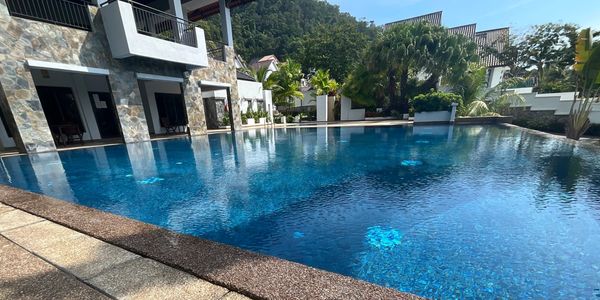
(387, 68, 399, 112)
(398, 68, 410, 114)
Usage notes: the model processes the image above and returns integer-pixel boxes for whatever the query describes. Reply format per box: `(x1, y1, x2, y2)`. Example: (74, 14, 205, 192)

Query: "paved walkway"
(0, 203, 251, 300)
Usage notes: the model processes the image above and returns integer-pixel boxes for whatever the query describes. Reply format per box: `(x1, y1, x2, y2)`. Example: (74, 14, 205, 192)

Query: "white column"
(168, 0, 184, 19)
(219, 0, 234, 47)
(450, 102, 458, 123)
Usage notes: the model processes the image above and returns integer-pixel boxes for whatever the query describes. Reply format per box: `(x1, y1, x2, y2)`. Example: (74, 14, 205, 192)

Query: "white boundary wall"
(340, 96, 365, 121)
(316, 95, 328, 122)
(511, 88, 600, 124)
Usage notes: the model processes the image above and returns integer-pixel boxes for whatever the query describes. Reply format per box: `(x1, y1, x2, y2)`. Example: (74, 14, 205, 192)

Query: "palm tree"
(449, 64, 488, 106)
(310, 69, 339, 96)
(367, 22, 477, 114)
(246, 66, 275, 90)
(268, 59, 304, 108)
(466, 80, 526, 116)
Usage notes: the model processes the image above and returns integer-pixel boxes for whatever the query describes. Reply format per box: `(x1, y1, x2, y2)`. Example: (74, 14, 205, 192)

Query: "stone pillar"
(224, 46, 242, 130)
(108, 71, 150, 143)
(182, 73, 208, 135)
(227, 88, 242, 131)
(219, 0, 234, 47)
(0, 62, 56, 153)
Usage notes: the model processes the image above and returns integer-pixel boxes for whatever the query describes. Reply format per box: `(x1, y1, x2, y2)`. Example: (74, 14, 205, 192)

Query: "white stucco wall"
(316, 95, 328, 122)
(340, 96, 365, 121)
(488, 66, 510, 88)
(414, 111, 452, 123)
(101, 1, 208, 67)
(511, 89, 600, 124)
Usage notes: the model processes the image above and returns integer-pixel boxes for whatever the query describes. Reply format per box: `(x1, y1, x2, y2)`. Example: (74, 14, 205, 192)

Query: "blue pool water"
(1, 125, 600, 299)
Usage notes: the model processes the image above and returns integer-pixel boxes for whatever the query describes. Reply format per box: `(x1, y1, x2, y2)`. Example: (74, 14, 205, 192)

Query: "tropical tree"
(268, 59, 304, 107)
(448, 63, 488, 106)
(422, 29, 479, 90)
(342, 63, 386, 108)
(366, 22, 478, 114)
(486, 23, 579, 91)
(310, 69, 339, 96)
(245, 65, 275, 90)
(566, 28, 600, 140)
(465, 79, 526, 116)
(295, 19, 378, 82)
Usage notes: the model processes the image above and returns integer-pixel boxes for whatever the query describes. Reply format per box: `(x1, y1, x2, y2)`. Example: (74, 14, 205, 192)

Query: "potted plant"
(412, 91, 463, 123)
(258, 110, 267, 125)
(246, 109, 256, 125)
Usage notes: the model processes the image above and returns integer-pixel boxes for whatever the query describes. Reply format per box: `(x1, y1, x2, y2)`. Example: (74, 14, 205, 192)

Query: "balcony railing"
(104, 0, 198, 48)
(6, 0, 92, 31)
(207, 41, 227, 61)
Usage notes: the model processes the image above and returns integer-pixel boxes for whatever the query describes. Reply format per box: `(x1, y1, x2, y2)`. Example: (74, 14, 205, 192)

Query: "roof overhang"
(185, 0, 255, 21)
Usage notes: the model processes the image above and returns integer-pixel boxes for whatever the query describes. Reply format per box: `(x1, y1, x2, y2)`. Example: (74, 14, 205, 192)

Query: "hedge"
(412, 91, 463, 113)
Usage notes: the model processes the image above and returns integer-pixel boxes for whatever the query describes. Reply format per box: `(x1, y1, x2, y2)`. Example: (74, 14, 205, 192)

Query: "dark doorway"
(155, 93, 187, 134)
(88, 92, 121, 139)
(36, 86, 85, 145)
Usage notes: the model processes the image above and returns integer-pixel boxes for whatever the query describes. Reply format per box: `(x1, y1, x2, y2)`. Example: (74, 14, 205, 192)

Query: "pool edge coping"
(0, 185, 422, 300)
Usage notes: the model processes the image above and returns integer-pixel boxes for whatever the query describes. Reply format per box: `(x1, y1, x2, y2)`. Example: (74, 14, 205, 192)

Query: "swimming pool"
(1, 125, 599, 299)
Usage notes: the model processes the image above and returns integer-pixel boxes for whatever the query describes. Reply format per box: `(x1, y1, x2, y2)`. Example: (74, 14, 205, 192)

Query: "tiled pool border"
(0, 185, 421, 300)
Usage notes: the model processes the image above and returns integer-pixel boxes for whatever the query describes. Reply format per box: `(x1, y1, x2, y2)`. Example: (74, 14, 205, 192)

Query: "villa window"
(6, 0, 93, 31)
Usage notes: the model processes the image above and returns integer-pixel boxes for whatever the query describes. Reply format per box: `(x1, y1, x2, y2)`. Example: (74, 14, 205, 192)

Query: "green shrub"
(411, 91, 463, 113)
(221, 115, 230, 126)
(241, 113, 248, 124)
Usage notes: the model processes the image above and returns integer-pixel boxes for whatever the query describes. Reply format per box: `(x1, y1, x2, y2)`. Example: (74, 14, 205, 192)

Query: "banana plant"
(566, 28, 600, 140)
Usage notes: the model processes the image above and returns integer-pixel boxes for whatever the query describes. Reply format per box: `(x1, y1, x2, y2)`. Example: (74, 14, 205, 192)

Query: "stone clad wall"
(0, 1, 189, 152)
(183, 73, 208, 135)
(190, 46, 243, 130)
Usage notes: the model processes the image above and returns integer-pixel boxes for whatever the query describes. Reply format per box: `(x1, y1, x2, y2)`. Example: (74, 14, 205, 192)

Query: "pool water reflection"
(1, 125, 599, 299)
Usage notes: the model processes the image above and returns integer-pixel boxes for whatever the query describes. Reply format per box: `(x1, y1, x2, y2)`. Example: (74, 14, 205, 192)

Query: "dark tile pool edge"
(0, 186, 422, 300)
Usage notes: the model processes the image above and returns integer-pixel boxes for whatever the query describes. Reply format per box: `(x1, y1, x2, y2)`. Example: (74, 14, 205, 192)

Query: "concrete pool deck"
(0, 186, 421, 300)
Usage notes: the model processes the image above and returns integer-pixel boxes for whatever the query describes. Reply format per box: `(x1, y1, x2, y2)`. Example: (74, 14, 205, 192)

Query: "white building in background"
(385, 11, 510, 88)
(250, 55, 279, 79)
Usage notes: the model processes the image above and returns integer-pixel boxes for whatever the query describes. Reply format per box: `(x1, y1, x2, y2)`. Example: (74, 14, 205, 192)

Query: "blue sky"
(328, 0, 600, 35)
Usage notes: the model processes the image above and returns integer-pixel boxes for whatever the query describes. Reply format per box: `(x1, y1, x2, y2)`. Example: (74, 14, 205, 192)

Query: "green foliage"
(487, 23, 580, 91)
(412, 91, 463, 113)
(215, 0, 377, 63)
(294, 19, 378, 81)
(364, 22, 478, 113)
(245, 66, 273, 89)
(268, 59, 304, 106)
(310, 69, 339, 96)
(566, 28, 600, 140)
(465, 83, 526, 117)
(221, 114, 230, 126)
(342, 63, 386, 108)
(449, 64, 488, 105)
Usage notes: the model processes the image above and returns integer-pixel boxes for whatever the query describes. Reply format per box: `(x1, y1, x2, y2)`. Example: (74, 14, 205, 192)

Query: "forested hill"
(198, 0, 378, 80)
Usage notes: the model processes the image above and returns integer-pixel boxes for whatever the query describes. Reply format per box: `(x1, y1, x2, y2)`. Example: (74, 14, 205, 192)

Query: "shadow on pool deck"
(0, 185, 421, 300)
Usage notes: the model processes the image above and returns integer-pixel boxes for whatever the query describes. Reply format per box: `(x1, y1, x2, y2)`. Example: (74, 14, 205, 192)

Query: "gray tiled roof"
(475, 28, 509, 67)
(384, 11, 442, 29)
(447, 24, 477, 39)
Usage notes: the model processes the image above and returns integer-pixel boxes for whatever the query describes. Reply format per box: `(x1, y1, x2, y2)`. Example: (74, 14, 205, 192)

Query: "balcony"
(6, 0, 92, 31)
(100, 0, 208, 67)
